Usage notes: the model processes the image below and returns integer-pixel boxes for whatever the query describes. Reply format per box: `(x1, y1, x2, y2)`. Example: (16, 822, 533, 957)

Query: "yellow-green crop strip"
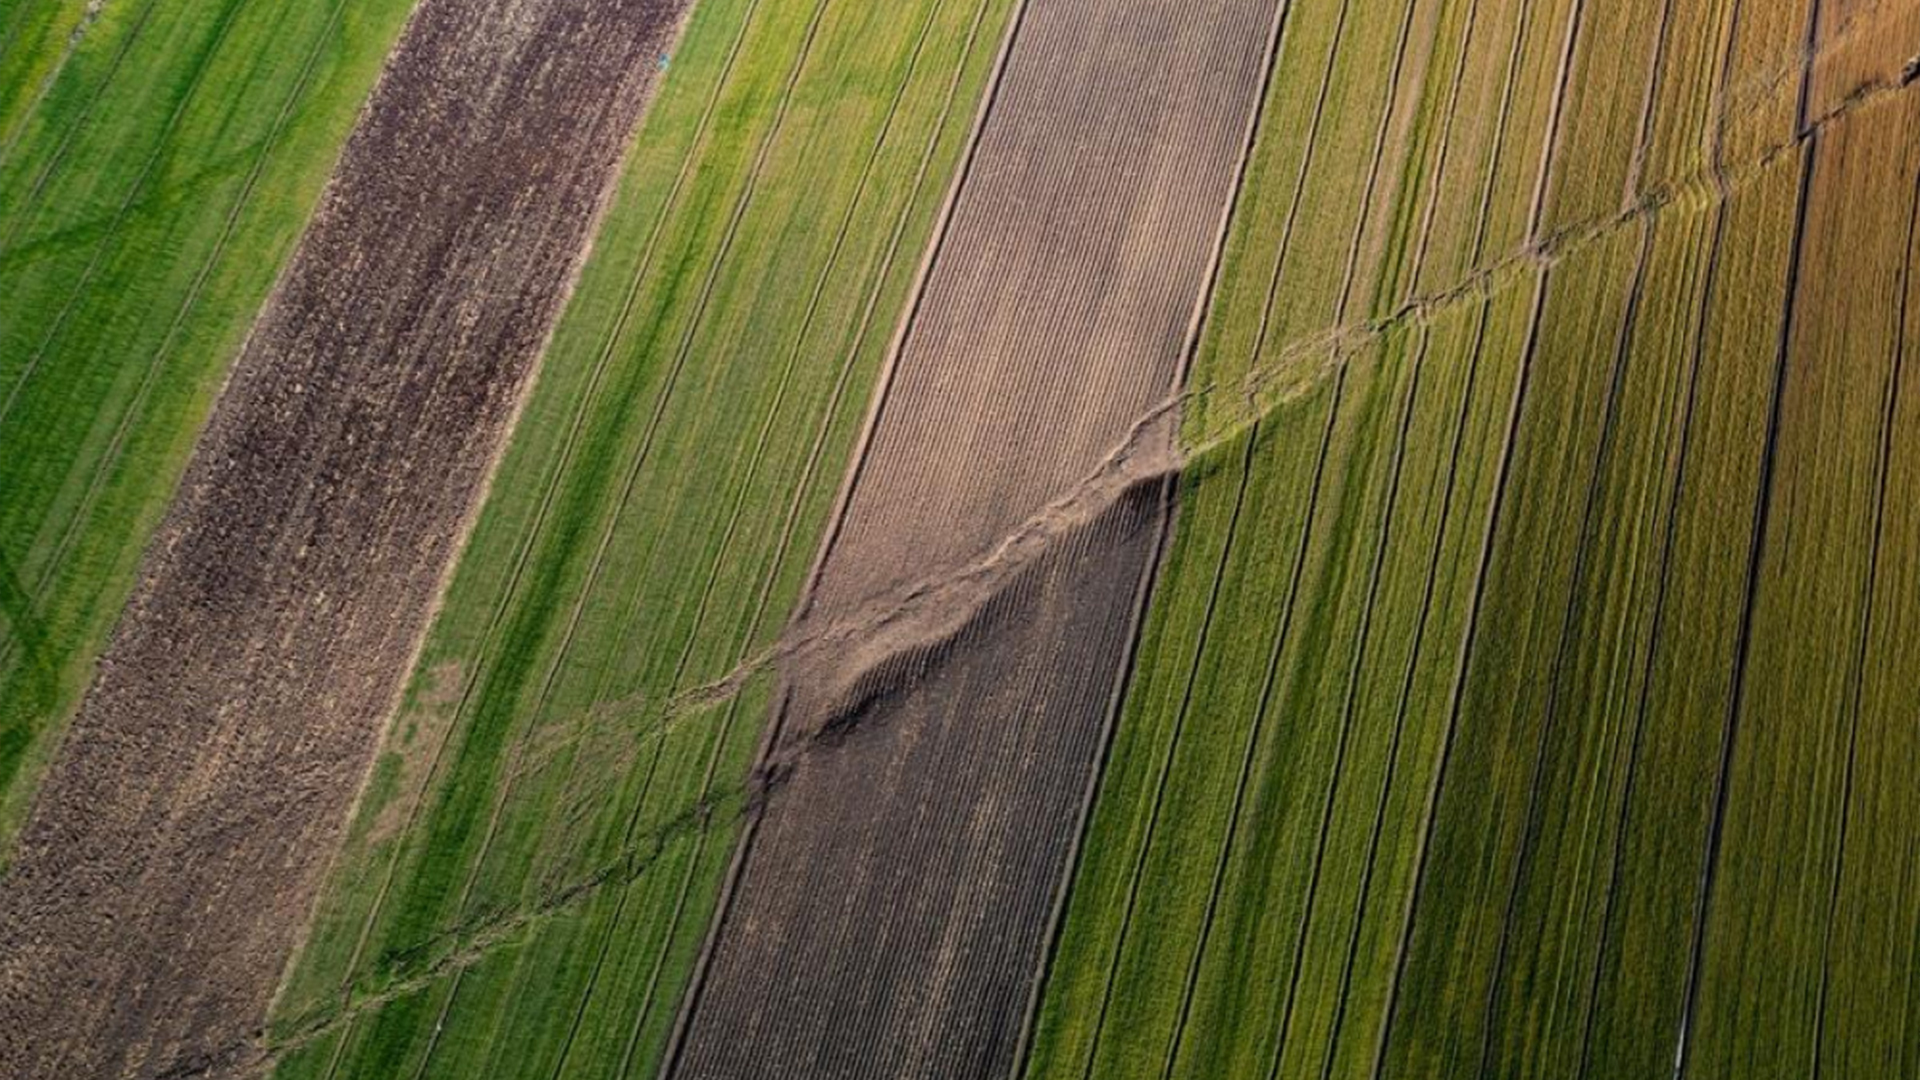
(0, 0, 421, 852)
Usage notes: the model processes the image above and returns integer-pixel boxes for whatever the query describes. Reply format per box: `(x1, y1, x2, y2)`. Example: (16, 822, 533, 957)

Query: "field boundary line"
(1170, 0, 1431, 1064)
(1475, 0, 1689, 1058)
(1397, 0, 1482, 301)
(1570, 193, 1729, 1080)
(1011, 467, 1182, 1080)
(1364, 0, 1555, 1030)
(1280, 329, 1428, 1080)
(1264, 0, 1432, 1065)
(1365, 0, 1546, 1061)
(1374, 264, 1544, 1079)
(1068, 0, 1362, 1063)
(1564, 5, 1740, 1071)
(1672, 0, 1825, 1057)
(1620, 0, 1681, 209)
(1320, 309, 1483, 1075)
(1525, 0, 1591, 240)
(1309, 0, 1493, 1059)
(1070, 413, 1265, 1080)
(1464, 2, 1630, 1065)
(1476, 213, 1651, 1080)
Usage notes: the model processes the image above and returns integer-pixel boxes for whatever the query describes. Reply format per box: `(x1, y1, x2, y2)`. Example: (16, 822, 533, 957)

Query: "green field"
(1024, 0, 1920, 1077)
(0, 0, 419, 851)
(263, 0, 1016, 1074)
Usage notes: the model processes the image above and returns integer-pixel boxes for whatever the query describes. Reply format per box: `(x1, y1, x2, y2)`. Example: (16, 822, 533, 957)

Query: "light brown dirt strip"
(665, 0, 1282, 1077)
(0, 0, 692, 1075)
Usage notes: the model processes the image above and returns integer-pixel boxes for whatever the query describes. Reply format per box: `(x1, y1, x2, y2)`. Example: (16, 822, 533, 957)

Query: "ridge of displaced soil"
(0, 0, 692, 1074)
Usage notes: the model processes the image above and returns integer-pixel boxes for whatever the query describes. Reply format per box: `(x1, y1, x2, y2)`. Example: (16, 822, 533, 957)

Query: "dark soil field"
(0, 0, 688, 1074)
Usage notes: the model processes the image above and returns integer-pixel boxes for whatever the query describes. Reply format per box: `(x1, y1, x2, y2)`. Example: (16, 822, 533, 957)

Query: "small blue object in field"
(659, 52, 671, 72)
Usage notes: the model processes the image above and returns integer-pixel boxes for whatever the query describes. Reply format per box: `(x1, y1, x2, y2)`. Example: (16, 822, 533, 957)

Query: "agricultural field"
(1, 0, 1916, 1076)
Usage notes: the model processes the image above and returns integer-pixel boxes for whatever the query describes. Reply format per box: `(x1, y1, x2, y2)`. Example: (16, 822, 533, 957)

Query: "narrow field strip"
(1813, 162, 1920, 1078)
(392, 2, 843, 1063)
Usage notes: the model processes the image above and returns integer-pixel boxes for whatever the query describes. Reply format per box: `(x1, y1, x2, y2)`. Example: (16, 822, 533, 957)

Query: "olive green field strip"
(0, 0, 421, 852)
(264, 0, 1015, 1077)
(1027, 0, 1920, 1076)
(0, 0, 695, 1072)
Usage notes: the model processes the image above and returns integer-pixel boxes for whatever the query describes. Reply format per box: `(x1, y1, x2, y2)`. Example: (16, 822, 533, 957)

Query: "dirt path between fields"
(665, 1, 1285, 1077)
(0, 0, 690, 1075)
